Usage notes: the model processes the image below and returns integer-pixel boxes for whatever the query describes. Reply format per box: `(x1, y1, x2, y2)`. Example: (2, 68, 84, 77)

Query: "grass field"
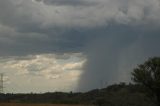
(0, 103, 93, 106)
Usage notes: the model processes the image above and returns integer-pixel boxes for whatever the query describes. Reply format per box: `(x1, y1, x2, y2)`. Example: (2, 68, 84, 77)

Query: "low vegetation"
(0, 83, 156, 106)
(0, 103, 88, 106)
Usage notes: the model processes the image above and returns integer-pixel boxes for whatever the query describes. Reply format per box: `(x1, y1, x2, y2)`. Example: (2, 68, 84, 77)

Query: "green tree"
(132, 57, 160, 105)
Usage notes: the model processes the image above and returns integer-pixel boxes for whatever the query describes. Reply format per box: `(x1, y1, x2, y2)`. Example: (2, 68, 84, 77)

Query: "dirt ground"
(0, 103, 94, 106)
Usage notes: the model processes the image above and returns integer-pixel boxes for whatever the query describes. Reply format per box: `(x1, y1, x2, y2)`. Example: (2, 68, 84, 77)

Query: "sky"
(0, 0, 160, 93)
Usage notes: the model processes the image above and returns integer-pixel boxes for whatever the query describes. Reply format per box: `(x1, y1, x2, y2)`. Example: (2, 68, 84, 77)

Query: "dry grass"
(0, 103, 92, 106)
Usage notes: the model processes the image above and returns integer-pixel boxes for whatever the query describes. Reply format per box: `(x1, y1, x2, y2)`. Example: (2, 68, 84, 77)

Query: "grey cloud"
(0, 29, 88, 56)
(1, 0, 160, 31)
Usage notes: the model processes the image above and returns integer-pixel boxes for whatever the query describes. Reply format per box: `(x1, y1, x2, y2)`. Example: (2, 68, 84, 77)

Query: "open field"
(0, 103, 93, 106)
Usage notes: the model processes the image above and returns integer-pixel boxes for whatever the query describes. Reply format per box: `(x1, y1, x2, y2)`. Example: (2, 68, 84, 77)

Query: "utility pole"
(0, 73, 3, 93)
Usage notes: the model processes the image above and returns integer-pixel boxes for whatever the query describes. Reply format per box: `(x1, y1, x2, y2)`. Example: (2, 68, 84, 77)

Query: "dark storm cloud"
(0, 26, 90, 56)
(0, 0, 95, 56)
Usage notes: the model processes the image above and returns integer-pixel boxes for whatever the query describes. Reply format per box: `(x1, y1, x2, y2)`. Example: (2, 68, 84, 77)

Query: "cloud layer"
(0, 0, 160, 56)
(1, 53, 85, 93)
